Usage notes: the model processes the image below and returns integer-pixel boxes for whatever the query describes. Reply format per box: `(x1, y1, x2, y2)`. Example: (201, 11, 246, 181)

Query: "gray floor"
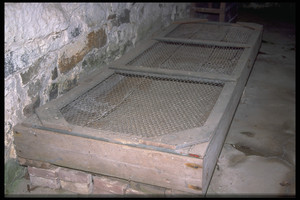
(207, 9, 295, 197)
(7, 8, 295, 197)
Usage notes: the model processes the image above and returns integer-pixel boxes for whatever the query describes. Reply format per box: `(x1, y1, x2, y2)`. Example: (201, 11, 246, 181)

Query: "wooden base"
(14, 121, 203, 194)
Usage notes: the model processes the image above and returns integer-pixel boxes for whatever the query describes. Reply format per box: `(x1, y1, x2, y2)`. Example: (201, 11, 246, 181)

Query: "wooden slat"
(111, 65, 235, 82)
(70, 124, 179, 151)
(219, 3, 226, 22)
(13, 124, 203, 194)
(173, 18, 233, 26)
(191, 7, 223, 14)
(35, 107, 71, 131)
(201, 24, 263, 194)
(173, 18, 209, 24)
(231, 24, 263, 80)
(154, 36, 251, 48)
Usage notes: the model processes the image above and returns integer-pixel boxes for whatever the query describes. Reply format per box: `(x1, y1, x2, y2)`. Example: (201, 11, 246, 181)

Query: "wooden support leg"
(219, 3, 226, 22)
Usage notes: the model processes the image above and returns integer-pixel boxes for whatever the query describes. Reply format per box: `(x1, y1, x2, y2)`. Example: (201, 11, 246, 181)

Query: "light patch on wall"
(58, 28, 107, 74)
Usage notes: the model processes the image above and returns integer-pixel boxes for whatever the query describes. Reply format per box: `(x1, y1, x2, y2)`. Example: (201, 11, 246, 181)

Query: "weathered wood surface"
(154, 36, 251, 48)
(14, 123, 203, 194)
(201, 23, 263, 194)
(111, 65, 235, 82)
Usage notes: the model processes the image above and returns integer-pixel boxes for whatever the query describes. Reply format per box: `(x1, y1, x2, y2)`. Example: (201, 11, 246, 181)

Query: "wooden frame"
(190, 3, 238, 23)
(13, 19, 262, 195)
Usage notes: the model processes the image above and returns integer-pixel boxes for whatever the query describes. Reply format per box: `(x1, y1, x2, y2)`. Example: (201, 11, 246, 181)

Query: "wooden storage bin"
(14, 19, 262, 195)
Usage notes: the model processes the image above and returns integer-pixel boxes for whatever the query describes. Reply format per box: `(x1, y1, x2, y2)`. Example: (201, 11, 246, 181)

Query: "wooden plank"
(21, 113, 42, 127)
(35, 107, 71, 131)
(201, 23, 263, 194)
(188, 142, 210, 160)
(189, 3, 197, 18)
(191, 7, 223, 14)
(173, 18, 209, 24)
(246, 25, 263, 68)
(160, 126, 212, 150)
(201, 53, 256, 194)
(204, 82, 236, 132)
(154, 36, 251, 48)
(13, 124, 203, 194)
(231, 48, 252, 81)
(201, 80, 241, 194)
(111, 65, 235, 82)
(231, 24, 263, 81)
(219, 3, 226, 22)
(172, 18, 259, 31)
(70, 124, 180, 152)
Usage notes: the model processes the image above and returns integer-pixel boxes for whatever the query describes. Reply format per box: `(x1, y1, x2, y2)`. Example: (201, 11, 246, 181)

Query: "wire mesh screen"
(167, 23, 253, 44)
(60, 73, 224, 138)
(126, 41, 244, 75)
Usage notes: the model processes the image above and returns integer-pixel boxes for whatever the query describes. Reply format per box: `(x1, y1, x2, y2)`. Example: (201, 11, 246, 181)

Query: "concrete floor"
(207, 8, 295, 197)
(7, 8, 295, 197)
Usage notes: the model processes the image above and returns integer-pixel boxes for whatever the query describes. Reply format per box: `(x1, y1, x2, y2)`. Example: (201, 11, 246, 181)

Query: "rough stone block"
(20, 58, 42, 85)
(58, 168, 92, 183)
(58, 28, 107, 74)
(17, 157, 54, 169)
(165, 188, 199, 197)
(60, 180, 93, 194)
(27, 166, 58, 179)
(125, 188, 146, 195)
(49, 83, 58, 101)
(61, 78, 78, 94)
(92, 175, 128, 195)
(22, 96, 40, 117)
(30, 175, 60, 189)
(128, 181, 166, 195)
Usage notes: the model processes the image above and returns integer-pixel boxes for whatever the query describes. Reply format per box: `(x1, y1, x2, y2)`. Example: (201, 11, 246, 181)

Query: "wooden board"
(13, 19, 262, 195)
(14, 122, 203, 194)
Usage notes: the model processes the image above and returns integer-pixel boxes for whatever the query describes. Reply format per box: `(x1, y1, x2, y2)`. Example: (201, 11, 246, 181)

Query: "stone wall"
(4, 3, 190, 162)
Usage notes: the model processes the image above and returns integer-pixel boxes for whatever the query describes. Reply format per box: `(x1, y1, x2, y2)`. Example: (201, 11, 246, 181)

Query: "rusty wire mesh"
(60, 73, 224, 138)
(126, 41, 244, 75)
(166, 23, 253, 44)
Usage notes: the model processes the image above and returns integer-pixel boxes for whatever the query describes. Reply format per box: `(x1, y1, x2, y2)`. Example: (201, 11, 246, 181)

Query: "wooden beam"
(219, 3, 226, 22)
(13, 124, 203, 194)
(110, 65, 235, 82)
(154, 36, 251, 48)
(191, 7, 223, 14)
